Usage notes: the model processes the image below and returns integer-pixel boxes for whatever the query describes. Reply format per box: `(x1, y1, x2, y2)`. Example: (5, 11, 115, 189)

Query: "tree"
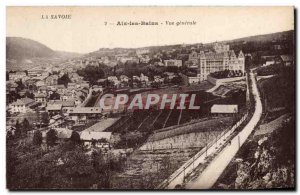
(98, 138, 108, 143)
(7, 91, 21, 104)
(22, 118, 31, 136)
(171, 76, 182, 85)
(14, 120, 21, 138)
(25, 91, 34, 99)
(41, 112, 49, 125)
(6, 142, 19, 188)
(32, 130, 43, 146)
(49, 92, 60, 100)
(77, 65, 105, 85)
(62, 148, 95, 188)
(166, 66, 179, 73)
(70, 131, 81, 145)
(90, 149, 106, 177)
(91, 139, 97, 147)
(46, 129, 58, 147)
(57, 73, 71, 87)
(6, 130, 13, 140)
(16, 80, 25, 91)
(6, 138, 111, 189)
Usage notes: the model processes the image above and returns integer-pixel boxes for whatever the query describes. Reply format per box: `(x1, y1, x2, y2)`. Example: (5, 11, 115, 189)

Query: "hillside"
(7, 30, 293, 63)
(225, 30, 294, 55)
(227, 30, 294, 44)
(6, 37, 83, 61)
(55, 50, 82, 59)
(6, 37, 56, 60)
(84, 30, 294, 59)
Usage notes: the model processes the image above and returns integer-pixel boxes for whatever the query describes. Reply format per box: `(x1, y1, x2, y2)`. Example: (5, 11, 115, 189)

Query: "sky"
(6, 6, 294, 53)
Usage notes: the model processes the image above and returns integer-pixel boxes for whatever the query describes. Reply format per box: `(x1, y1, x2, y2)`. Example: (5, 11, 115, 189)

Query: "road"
(186, 69, 263, 189)
(80, 89, 93, 107)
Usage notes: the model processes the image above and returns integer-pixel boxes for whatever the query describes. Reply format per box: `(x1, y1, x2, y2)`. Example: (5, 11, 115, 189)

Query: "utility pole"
(193, 156, 195, 169)
(206, 142, 208, 157)
(183, 166, 186, 183)
(215, 133, 218, 149)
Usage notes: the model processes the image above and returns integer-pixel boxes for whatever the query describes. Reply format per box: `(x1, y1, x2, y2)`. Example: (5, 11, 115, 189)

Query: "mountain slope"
(84, 30, 294, 59)
(6, 37, 55, 60)
(226, 30, 294, 44)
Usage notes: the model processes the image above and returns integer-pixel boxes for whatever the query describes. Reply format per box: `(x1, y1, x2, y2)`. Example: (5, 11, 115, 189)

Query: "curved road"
(186, 69, 263, 189)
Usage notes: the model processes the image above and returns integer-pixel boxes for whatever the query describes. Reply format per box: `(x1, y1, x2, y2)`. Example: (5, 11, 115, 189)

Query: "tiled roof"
(67, 107, 102, 114)
(35, 93, 47, 98)
(83, 118, 120, 132)
(280, 55, 293, 62)
(56, 84, 66, 89)
(48, 100, 75, 107)
(62, 101, 75, 107)
(11, 98, 35, 106)
(211, 104, 238, 114)
(199, 50, 243, 60)
(46, 104, 62, 110)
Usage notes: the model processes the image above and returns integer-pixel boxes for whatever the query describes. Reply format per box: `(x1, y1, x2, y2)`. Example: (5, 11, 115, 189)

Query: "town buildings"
(9, 71, 26, 81)
(279, 55, 294, 66)
(136, 49, 149, 56)
(45, 75, 59, 86)
(34, 93, 48, 106)
(27, 68, 45, 77)
(66, 107, 102, 123)
(80, 131, 112, 148)
(9, 98, 36, 113)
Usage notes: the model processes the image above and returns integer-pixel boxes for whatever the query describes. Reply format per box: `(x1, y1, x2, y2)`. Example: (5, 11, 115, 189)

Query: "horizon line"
(6, 29, 294, 54)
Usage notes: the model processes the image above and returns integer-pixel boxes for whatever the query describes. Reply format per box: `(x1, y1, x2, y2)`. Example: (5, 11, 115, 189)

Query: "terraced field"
(137, 110, 161, 132)
(111, 148, 201, 189)
(165, 110, 181, 127)
(105, 93, 245, 134)
(153, 110, 171, 129)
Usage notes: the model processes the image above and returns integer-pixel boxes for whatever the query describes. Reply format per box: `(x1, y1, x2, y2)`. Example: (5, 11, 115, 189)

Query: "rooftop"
(48, 100, 75, 107)
(83, 118, 120, 132)
(67, 107, 102, 114)
(46, 104, 62, 111)
(80, 131, 112, 141)
(11, 98, 35, 106)
(35, 93, 47, 98)
(280, 55, 293, 62)
(211, 104, 238, 114)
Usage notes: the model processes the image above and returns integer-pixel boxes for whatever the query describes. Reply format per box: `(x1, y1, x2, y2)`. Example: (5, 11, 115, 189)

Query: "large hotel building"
(188, 43, 245, 81)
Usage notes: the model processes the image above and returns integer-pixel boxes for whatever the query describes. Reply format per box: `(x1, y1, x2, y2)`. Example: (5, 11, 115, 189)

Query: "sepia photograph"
(5, 6, 295, 190)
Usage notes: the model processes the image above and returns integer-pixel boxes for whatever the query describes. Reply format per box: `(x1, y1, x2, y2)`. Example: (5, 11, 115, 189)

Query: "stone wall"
(140, 130, 221, 150)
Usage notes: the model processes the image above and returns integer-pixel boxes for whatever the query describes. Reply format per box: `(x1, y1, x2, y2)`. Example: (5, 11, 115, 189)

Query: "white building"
(211, 104, 238, 114)
(140, 73, 149, 82)
(164, 60, 183, 67)
(34, 93, 48, 106)
(9, 71, 26, 81)
(28, 68, 44, 77)
(120, 75, 129, 82)
(67, 107, 102, 123)
(80, 131, 112, 148)
(136, 49, 150, 56)
(189, 43, 245, 81)
(9, 98, 36, 113)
